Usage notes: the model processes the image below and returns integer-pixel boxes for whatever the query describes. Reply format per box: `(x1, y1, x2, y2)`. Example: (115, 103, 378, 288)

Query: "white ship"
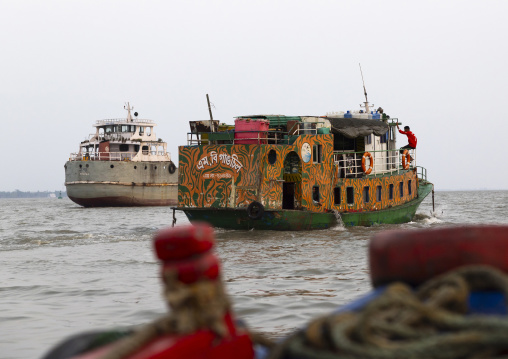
(64, 103, 178, 207)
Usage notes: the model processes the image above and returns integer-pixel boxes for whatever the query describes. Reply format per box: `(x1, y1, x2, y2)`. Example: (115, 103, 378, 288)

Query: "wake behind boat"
(64, 103, 178, 207)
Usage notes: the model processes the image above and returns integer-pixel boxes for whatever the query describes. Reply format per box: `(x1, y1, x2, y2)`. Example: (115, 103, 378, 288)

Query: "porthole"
(110, 165, 114, 169)
(268, 149, 277, 165)
(163, 166, 166, 169)
(79, 164, 82, 168)
(154, 166, 157, 170)
(86, 164, 89, 168)
(134, 166, 137, 169)
(145, 166, 147, 170)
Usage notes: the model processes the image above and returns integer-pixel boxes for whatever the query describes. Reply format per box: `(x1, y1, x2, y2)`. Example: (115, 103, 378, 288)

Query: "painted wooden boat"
(176, 106, 433, 229)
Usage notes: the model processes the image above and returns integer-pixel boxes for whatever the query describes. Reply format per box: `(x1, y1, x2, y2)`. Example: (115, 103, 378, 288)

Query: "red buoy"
(369, 225, 508, 287)
(154, 222, 215, 261)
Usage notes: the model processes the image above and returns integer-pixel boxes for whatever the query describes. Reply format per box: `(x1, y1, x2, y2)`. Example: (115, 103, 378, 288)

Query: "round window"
(268, 149, 277, 165)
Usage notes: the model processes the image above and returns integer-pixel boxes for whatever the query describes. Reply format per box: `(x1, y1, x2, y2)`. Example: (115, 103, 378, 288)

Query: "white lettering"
(196, 151, 244, 173)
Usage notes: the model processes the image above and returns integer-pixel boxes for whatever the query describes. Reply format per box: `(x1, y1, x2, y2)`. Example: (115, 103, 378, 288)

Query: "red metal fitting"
(154, 222, 215, 261)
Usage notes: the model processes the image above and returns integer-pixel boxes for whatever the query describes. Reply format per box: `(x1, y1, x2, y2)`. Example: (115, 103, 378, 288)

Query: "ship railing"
(95, 118, 154, 125)
(69, 152, 138, 161)
(87, 133, 155, 142)
(333, 148, 416, 178)
(186, 130, 293, 146)
(416, 166, 428, 182)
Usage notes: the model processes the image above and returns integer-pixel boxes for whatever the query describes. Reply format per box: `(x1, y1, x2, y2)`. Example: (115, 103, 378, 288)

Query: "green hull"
(179, 182, 432, 230)
(340, 182, 433, 227)
(181, 207, 337, 231)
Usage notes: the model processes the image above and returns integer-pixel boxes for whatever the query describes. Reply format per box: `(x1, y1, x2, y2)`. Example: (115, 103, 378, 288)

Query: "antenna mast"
(206, 94, 214, 133)
(359, 63, 371, 113)
(124, 102, 134, 122)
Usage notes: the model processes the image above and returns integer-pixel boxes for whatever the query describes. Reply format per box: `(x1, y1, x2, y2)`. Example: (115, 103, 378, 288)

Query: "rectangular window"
(376, 185, 382, 202)
(389, 184, 394, 200)
(346, 187, 354, 205)
(139, 126, 144, 134)
(312, 186, 320, 203)
(363, 186, 370, 203)
(313, 144, 322, 164)
(408, 180, 412, 196)
(399, 181, 404, 198)
(119, 144, 129, 152)
(380, 132, 388, 144)
(365, 135, 372, 145)
(334, 187, 341, 205)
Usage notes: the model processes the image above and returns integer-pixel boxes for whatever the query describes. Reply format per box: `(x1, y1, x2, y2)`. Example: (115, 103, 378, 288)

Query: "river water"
(1, 191, 507, 359)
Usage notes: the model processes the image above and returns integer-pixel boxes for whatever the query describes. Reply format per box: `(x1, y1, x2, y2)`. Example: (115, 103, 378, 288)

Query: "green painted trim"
(178, 182, 433, 230)
(179, 207, 336, 231)
(340, 182, 433, 226)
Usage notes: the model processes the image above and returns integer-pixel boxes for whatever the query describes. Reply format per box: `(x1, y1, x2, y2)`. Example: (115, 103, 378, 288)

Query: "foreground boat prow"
(43, 224, 508, 358)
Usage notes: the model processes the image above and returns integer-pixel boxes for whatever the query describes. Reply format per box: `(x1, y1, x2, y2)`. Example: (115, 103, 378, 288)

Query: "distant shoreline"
(0, 191, 67, 199)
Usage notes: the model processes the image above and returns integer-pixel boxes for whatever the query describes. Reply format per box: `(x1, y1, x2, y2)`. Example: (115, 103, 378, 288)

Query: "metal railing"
(416, 166, 427, 182)
(86, 133, 154, 142)
(69, 150, 168, 161)
(95, 118, 154, 125)
(333, 148, 416, 178)
(187, 130, 291, 146)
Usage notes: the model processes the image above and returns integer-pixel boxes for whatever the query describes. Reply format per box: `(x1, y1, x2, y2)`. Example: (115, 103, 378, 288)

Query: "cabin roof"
(325, 117, 389, 139)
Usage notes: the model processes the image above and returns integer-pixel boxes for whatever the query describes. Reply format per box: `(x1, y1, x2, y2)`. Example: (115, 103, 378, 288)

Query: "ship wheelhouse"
(71, 107, 171, 163)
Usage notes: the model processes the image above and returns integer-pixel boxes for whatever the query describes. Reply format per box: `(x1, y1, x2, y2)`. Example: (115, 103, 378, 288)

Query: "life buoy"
(401, 150, 410, 170)
(369, 225, 508, 288)
(247, 201, 264, 220)
(361, 152, 374, 175)
(168, 162, 176, 174)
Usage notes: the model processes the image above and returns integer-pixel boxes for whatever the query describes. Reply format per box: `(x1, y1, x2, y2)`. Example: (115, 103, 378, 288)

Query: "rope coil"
(269, 265, 508, 359)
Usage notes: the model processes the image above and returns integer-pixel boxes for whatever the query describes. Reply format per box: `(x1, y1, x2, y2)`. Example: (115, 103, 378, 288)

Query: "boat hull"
(65, 160, 178, 207)
(180, 207, 337, 230)
(340, 182, 433, 226)
(179, 183, 433, 230)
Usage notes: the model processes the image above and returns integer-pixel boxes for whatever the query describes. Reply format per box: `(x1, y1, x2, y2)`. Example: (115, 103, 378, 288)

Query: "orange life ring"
(361, 152, 374, 174)
(401, 150, 410, 170)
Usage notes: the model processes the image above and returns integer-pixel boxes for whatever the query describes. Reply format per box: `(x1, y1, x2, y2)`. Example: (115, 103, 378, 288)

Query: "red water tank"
(234, 118, 269, 144)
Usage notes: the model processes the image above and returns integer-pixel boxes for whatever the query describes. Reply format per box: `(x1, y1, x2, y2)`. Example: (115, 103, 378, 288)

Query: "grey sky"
(1, 0, 507, 191)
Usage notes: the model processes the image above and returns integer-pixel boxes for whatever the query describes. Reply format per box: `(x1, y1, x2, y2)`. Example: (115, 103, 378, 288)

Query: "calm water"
(1, 191, 507, 359)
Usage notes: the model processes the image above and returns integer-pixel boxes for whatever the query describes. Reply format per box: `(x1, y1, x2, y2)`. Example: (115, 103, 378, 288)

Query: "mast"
(359, 64, 370, 113)
(124, 102, 134, 122)
(206, 94, 214, 132)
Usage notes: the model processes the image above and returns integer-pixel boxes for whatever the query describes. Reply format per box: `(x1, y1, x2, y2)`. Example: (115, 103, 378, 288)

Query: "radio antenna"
(359, 63, 371, 113)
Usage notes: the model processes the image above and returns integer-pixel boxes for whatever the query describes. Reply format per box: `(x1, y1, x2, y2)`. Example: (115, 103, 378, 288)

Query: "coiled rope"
(269, 265, 508, 359)
(96, 270, 232, 359)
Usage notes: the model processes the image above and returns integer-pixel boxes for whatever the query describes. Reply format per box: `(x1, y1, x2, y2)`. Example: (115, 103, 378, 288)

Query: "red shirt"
(399, 129, 417, 148)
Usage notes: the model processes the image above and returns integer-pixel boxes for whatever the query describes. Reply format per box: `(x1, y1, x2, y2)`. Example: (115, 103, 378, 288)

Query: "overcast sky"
(1, 0, 507, 191)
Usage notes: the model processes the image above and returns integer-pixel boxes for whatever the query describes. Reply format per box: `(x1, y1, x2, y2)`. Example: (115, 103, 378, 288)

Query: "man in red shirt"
(396, 123, 417, 161)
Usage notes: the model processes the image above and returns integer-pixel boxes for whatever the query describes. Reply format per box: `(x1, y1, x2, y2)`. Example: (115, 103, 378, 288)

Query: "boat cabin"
(70, 106, 171, 162)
